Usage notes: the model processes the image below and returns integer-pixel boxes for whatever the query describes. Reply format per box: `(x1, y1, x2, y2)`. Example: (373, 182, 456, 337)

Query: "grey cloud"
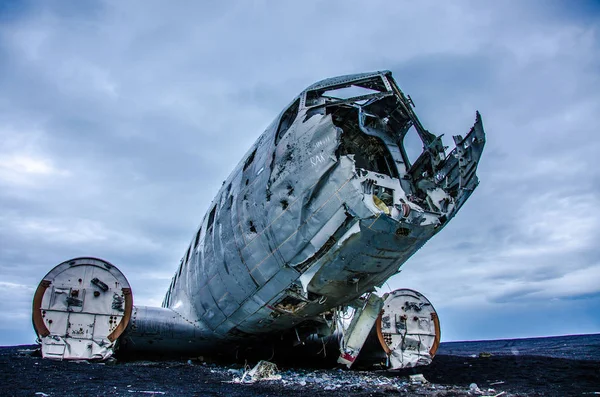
(1, 0, 599, 344)
(488, 287, 544, 304)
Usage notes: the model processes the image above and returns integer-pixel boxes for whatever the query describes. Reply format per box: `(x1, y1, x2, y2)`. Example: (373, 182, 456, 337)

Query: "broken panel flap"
(337, 293, 384, 368)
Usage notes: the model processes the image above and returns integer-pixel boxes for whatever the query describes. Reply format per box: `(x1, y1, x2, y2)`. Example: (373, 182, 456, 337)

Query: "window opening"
(319, 85, 380, 100)
(207, 205, 216, 230)
(402, 125, 424, 167)
(194, 228, 202, 248)
(305, 76, 388, 107)
(243, 149, 257, 171)
(275, 98, 300, 145)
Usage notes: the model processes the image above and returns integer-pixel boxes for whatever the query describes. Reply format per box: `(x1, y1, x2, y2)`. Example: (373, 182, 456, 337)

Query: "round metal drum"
(376, 288, 440, 369)
(32, 257, 133, 360)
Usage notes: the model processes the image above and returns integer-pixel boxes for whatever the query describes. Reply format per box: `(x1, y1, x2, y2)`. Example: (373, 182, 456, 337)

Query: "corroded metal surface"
(33, 71, 486, 366)
(337, 293, 384, 368)
(159, 71, 484, 344)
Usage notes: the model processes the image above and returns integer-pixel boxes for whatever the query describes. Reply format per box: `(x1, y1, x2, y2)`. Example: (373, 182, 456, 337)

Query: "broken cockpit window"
(316, 85, 380, 101)
(304, 76, 400, 178)
(401, 125, 425, 168)
(335, 108, 399, 178)
(305, 76, 389, 107)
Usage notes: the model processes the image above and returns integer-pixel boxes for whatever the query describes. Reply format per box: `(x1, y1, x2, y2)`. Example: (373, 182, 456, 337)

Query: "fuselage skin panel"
(122, 71, 486, 352)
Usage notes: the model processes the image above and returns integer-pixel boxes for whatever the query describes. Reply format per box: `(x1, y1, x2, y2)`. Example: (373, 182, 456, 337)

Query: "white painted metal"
(337, 293, 384, 368)
(378, 289, 439, 369)
(33, 258, 132, 360)
(32, 72, 484, 364)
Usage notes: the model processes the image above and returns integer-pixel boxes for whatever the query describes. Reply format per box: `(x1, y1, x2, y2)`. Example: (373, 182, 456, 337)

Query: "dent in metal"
(33, 71, 485, 368)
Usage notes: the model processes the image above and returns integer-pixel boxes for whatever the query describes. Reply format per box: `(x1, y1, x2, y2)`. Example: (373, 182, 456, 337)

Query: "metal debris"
(338, 293, 383, 368)
(236, 360, 282, 383)
(33, 71, 486, 369)
(409, 373, 428, 384)
(470, 382, 481, 393)
(222, 364, 513, 396)
(247, 360, 281, 381)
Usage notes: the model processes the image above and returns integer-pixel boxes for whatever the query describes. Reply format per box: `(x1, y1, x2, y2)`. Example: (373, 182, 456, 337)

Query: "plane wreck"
(32, 70, 485, 369)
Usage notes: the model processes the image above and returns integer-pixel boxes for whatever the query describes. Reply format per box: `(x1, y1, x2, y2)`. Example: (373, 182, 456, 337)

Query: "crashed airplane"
(32, 71, 485, 369)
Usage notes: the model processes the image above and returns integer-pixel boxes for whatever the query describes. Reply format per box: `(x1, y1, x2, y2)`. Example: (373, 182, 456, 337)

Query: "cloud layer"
(1, 0, 599, 344)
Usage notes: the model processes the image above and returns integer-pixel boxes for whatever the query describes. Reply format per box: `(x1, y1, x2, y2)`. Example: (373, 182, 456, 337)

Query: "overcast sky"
(1, 0, 599, 346)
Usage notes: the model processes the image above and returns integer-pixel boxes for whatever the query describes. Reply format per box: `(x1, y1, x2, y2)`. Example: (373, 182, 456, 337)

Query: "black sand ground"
(1, 345, 598, 396)
(419, 354, 600, 396)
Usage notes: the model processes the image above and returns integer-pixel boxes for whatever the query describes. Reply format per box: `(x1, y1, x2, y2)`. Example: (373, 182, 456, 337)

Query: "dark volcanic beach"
(1, 334, 599, 397)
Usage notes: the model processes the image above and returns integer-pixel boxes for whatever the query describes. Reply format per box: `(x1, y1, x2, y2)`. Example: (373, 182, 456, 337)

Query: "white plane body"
(33, 71, 485, 369)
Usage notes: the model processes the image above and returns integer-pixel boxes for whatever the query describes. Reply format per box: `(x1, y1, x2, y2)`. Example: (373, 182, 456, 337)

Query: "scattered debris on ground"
(234, 360, 282, 383)
(3, 345, 600, 396)
(409, 373, 428, 384)
(222, 361, 509, 395)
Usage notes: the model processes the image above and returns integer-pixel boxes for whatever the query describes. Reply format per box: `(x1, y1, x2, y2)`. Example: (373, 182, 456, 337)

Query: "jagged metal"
(151, 70, 485, 340)
(338, 293, 384, 368)
(33, 71, 486, 366)
(123, 70, 485, 358)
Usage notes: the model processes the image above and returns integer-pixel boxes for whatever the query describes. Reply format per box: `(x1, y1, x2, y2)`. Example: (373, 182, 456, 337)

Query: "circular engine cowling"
(32, 257, 133, 360)
(376, 288, 440, 369)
